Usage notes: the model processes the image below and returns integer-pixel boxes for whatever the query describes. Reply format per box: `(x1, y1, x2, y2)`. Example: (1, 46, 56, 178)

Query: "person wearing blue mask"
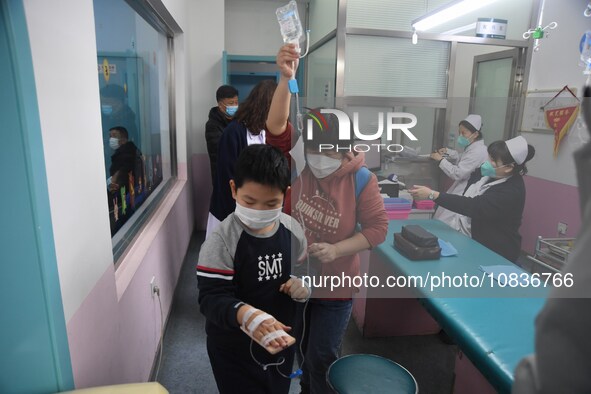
(429, 114, 488, 235)
(206, 85, 239, 184)
(100, 84, 138, 176)
(411, 136, 535, 262)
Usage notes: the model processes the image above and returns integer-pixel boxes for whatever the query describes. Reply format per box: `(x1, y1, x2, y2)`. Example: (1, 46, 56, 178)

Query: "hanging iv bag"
(276, 0, 304, 44)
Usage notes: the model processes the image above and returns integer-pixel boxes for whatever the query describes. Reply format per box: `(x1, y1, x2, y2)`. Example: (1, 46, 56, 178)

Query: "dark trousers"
(207, 336, 295, 394)
(295, 299, 353, 394)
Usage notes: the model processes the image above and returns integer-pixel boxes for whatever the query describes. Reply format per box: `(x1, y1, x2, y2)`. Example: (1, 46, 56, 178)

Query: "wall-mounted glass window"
(346, 0, 534, 40)
(308, 0, 338, 45)
(305, 37, 337, 108)
(94, 0, 175, 259)
(345, 35, 449, 98)
(346, 0, 450, 31)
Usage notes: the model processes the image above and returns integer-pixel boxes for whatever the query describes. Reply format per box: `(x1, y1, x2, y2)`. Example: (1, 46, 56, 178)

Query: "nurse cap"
(505, 135, 528, 165)
(463, 114, 482, 131)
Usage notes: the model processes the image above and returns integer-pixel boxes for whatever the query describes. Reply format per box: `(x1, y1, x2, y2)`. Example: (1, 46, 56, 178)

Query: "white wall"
(224, 0, 307, 56)
(523, 0, 590, 187)
(162, 0, 190, 169)
(23, 0, 194, 322)
(23, 0, 114, 322)
(188, 1, 225, 156)
(23, 0, 197, 386)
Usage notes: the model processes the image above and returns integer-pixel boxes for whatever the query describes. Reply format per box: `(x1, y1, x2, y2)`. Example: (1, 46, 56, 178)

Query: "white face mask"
(234, 201, 282, 230)
(306, 153, 342, 179)
(109, 137, 120, 150)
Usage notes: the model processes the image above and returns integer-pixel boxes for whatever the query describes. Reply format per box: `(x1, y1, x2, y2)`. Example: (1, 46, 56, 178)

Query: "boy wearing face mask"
(430, 114, 488, 234)
(205, 85, 239, 184)
(290, 110, 389, 394)
(197, 144, 308, 394)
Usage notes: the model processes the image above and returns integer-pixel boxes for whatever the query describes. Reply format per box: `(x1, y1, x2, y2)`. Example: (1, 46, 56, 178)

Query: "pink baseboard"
(191, 153, 213, 231)
(67, 265, 122, 387)
(521, 176, 581, 254)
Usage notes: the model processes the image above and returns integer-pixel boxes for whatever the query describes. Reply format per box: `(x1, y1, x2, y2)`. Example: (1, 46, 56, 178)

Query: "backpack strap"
(354, 166, 372, 201)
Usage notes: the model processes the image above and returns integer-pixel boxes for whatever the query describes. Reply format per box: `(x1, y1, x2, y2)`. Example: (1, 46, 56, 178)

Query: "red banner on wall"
(544, 105, 579, 157)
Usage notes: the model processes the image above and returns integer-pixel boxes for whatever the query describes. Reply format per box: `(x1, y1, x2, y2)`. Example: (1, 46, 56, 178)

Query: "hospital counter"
(352, 219, 548, 394)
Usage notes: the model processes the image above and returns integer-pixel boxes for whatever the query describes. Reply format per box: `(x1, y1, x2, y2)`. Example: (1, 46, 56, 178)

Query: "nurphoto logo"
(306, 109, 418, 153)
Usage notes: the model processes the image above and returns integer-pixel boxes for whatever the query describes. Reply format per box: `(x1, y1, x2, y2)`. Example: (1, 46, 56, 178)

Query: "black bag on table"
(401, 225, 439, 248)
(393, 232, 441, 261)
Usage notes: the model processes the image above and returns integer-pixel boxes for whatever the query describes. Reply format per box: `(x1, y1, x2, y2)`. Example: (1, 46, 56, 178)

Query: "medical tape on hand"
(261, 329, 288, 347)
(241, 308, 259, 329)
(247, 313, 275, 335)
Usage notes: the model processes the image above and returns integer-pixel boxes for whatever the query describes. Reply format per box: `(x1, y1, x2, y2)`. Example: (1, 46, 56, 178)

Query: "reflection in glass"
(94, 0, 171, 239)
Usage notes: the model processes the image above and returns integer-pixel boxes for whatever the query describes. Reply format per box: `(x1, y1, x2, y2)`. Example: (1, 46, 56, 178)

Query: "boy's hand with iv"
(237, 305, 293, 349)
(276, 44, 300, 79)
(280, 275, 310, 302)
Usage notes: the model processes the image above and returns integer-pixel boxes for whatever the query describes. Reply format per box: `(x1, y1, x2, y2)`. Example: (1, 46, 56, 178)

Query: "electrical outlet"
(150, 276, 157, 298)
(557, 222, 568, 235)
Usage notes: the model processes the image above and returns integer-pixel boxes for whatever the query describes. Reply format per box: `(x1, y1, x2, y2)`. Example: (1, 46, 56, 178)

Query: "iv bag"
(276, 0, 303, 44)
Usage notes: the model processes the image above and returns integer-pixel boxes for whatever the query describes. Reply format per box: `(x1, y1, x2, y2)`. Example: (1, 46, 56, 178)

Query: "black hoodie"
(110, 140, 140, 187)
(205, 106, 232, 183)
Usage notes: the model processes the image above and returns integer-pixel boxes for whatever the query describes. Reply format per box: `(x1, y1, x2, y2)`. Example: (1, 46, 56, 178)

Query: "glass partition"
(345, 36, 450, 98)
(308, 0, 338, 45)
(346, 0, 534, 41)
(305, 38, 337, 108)
(94, 0, 174, 255)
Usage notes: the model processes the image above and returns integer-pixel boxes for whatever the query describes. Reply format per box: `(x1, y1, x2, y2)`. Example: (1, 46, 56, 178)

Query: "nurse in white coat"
(431, 114, 488, 234)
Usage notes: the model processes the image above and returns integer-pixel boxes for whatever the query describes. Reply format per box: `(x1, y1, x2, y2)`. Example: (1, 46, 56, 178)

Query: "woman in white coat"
(430, 114, 488, 235)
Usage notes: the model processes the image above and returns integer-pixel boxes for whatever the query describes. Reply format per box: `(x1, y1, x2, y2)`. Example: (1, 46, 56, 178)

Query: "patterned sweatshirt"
(196, 213, 306, 348)
(291, 152, 388, 298)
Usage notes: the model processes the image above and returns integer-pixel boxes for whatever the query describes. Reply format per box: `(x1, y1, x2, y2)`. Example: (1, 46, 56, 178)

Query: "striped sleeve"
(196, 265, 234, 281)
(196, 230, 243, 330)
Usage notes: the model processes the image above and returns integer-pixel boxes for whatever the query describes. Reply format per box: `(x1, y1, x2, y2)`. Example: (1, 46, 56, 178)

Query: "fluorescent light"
(412, 0, 497, 32)
(440, 22, 477, 36)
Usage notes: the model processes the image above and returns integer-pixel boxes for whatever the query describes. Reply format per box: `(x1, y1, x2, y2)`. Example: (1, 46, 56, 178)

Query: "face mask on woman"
(480, 161, 512, 177)
(306, 153, 342, 179)
(234, 201, 282, 229)
(457, 134, 473, 148)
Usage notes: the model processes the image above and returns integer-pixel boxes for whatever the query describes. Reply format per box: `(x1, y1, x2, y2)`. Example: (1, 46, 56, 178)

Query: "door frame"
(470, 48, 522, 140)
(223, 52, 305, 95)
(1, 0, 74, 391)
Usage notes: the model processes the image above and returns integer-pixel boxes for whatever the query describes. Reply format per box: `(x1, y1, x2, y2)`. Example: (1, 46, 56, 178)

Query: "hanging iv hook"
(523, 0, 558, 51)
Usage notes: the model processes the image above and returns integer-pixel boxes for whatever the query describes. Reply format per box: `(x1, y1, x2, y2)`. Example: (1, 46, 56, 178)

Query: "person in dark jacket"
(100, 84, 138, 175)
(108, 126, 140, 193)
(205, 85, 239, 183)
(207, 45, 300, 237)
(410, 136, 535, 262)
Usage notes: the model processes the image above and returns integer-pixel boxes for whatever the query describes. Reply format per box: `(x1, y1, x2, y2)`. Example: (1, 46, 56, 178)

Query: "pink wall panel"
(67, 182, 193, 388)
(521, 176, 581, 254)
